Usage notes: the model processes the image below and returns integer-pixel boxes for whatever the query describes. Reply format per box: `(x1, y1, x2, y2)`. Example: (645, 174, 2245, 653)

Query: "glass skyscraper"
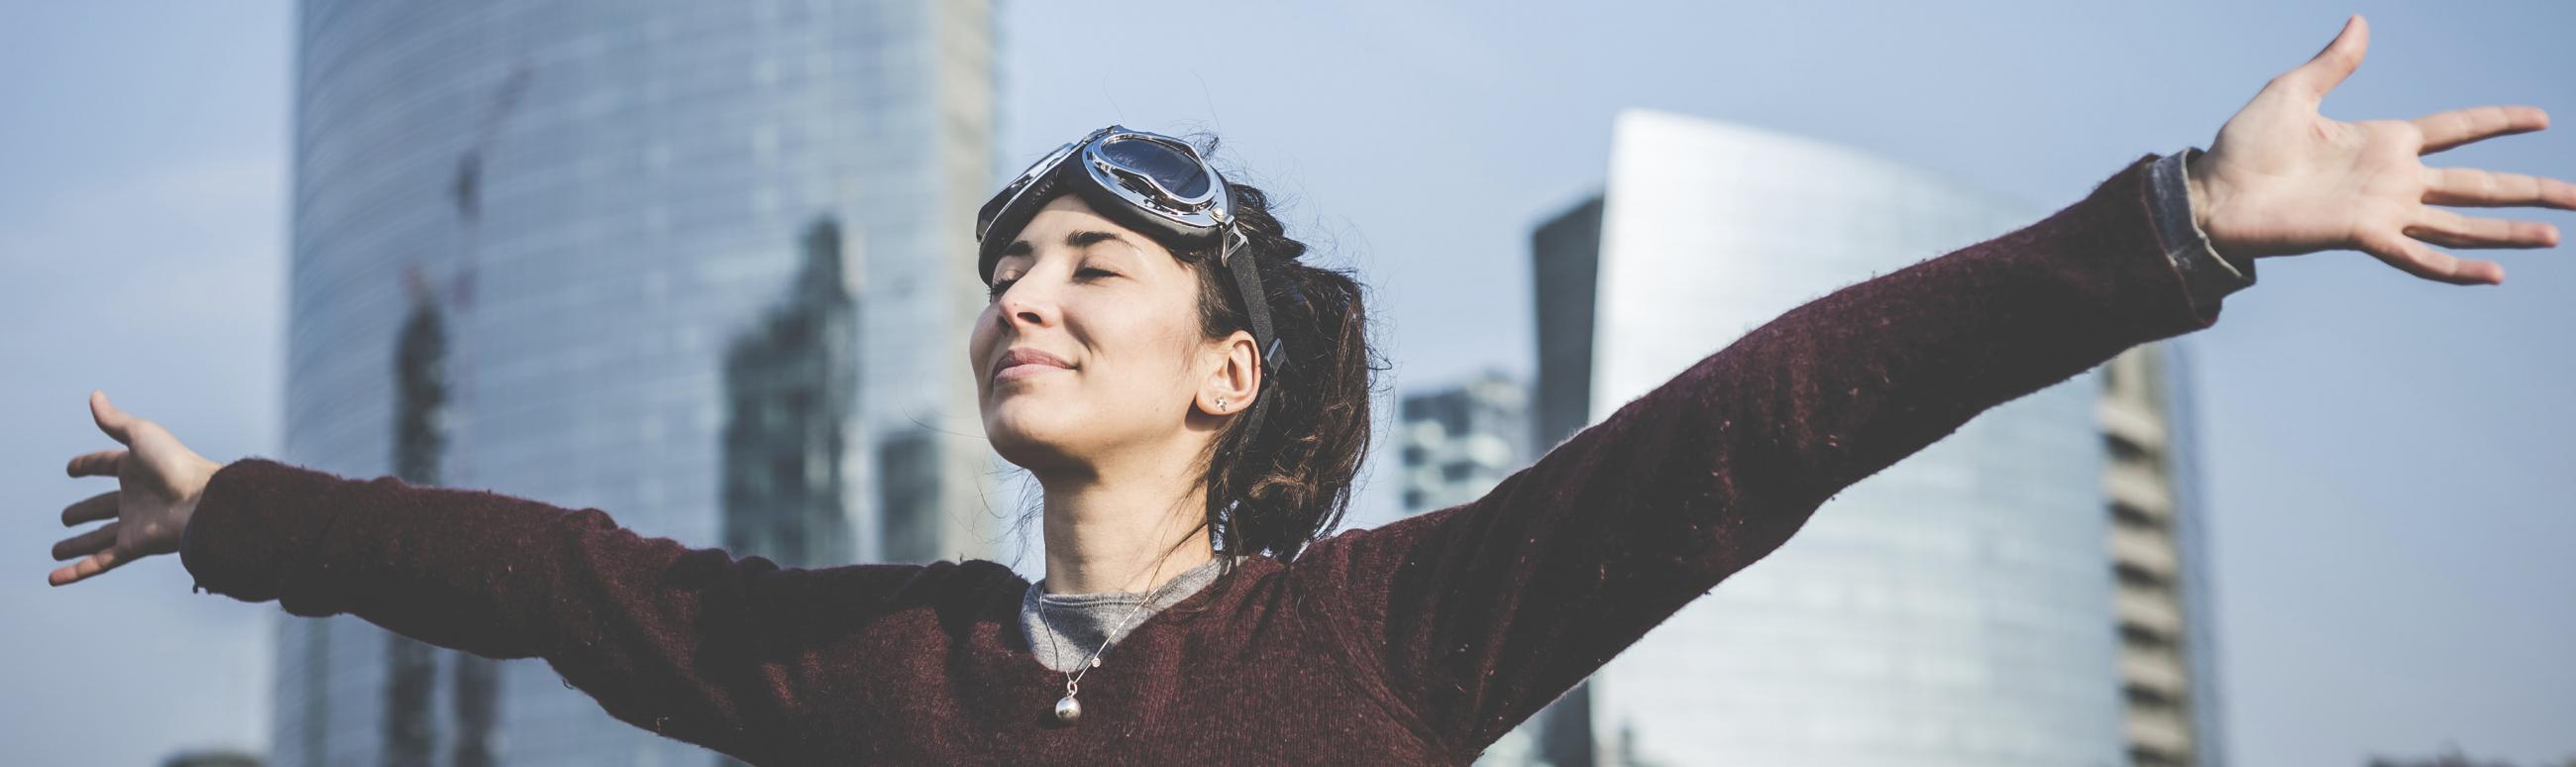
(1518, 109, 2221, 766)
(276, 2, 997, 764)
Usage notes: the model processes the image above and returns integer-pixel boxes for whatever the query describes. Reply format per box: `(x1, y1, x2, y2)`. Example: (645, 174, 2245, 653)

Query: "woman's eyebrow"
(1000, 229, 1136, 261)
(1065, 230, 1132, 250)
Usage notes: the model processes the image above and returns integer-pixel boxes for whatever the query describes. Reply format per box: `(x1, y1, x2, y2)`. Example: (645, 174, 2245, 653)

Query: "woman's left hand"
(2188, 14, 2575, 284)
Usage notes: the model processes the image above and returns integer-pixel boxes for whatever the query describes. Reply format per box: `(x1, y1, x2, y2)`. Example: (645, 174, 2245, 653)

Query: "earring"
(1216, 398, 1228, 412)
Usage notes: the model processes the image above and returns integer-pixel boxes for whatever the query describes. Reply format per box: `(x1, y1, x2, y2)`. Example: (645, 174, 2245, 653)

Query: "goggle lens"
(1098, 137, 1212, 200)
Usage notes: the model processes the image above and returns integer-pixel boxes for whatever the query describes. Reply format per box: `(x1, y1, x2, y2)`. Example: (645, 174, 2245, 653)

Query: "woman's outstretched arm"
(1289, 14, 2571, 756)
(48, 392, 919, 763)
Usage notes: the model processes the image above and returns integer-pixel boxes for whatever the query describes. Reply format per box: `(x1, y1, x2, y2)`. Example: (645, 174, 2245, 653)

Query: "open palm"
(50, 391, 222, 587)
(2191, 15, 2575, 284)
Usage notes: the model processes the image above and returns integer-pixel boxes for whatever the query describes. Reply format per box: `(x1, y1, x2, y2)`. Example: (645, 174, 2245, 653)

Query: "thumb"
(2277, 15, 2369, 103)
(90, 390, 135, 446)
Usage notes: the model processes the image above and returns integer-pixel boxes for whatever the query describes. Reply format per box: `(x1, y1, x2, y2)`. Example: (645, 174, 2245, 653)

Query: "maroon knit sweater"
(180, 154, 2224, 765)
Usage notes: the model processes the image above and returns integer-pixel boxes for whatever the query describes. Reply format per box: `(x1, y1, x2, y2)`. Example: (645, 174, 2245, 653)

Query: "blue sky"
(5, 2, 2570, 765)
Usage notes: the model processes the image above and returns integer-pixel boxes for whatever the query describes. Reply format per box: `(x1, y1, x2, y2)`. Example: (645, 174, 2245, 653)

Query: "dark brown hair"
(1167, 136, 1384, 570)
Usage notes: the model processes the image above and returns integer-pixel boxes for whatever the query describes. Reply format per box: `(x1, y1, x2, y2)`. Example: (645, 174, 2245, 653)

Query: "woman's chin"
(984, 410, 1082, 468)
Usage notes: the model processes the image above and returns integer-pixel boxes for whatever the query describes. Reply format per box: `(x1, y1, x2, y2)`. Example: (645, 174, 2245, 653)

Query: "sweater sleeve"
(178, 458, 919, 763)
(1291, 154, 2228, 754)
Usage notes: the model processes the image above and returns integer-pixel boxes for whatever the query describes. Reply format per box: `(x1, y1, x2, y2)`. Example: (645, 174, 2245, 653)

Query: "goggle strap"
(1223, 227, 1285, 441)
(1222, 231, 1277, 375)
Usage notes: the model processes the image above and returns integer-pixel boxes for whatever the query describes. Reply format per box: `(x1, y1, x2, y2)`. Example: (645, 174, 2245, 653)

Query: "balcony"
(2096, 396, 2169, 449)
(2110, 523, 2180, 583)
(2116, 588, 2186, 638)
(2125, 707, 2195, 763)
(2120, 648, 2192, 700)
(2105, 461, 2175, 522)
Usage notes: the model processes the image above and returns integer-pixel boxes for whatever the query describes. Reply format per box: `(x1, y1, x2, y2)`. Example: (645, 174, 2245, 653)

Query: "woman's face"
(970, 195, 1245, 473)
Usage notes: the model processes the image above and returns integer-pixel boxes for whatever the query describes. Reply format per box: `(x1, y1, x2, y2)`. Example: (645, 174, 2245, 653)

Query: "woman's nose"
(999, 285, 1055, 329)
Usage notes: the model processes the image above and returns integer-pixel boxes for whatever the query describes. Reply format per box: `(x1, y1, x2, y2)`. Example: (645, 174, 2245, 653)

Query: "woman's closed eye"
(984, 268, 1122, 301)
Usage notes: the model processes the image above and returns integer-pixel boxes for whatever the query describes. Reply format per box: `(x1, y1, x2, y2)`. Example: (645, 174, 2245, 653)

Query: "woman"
(45, 16, 2571, 765)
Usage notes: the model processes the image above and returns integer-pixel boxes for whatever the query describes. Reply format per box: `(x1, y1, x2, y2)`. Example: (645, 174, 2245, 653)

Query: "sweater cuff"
(2146, 148, 2256, 321)
(180, 458, 347, 610)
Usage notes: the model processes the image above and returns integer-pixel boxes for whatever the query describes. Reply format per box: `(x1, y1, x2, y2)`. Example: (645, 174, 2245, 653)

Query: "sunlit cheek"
(966, 310, 1001, 395)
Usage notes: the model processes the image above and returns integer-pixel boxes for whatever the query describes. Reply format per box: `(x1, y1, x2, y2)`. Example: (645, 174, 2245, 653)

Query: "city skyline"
(4, 2, 2570, 765)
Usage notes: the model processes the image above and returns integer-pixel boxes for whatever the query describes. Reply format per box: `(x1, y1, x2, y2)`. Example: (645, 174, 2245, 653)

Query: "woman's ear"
(1196, 330, 1261, 416)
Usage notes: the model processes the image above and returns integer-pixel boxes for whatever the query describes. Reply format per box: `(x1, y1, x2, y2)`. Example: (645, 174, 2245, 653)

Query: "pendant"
(1054, 694, 1084, 723)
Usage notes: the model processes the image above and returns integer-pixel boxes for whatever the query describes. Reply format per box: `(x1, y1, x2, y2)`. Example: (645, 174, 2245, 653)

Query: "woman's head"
(968, 136, 1378, 561)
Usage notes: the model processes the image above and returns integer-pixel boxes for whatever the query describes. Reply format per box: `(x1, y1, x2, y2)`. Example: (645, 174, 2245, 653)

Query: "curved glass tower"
(1519, 110, 2220, 766)
(277, 1, 997, 764)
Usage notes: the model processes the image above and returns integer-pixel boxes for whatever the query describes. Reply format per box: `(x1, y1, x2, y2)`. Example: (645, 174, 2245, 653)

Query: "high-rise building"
(2100, 341, 2226, 767)
(161, 750, 265, 767)
(2365, 750, 2576, 767)
(1398, 371, 1534, 515)
(1516, 109, 2221, 766)
(276, 2, 997, 765)
(720, 217, 860, 570)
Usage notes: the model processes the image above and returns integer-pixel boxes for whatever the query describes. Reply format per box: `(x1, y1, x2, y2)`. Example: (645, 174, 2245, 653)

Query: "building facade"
(276, 2, 997, 764)
(1398, 371, 1534, 515)
(2100, 341, 2226, 767)
(1515, 110, 2220, 766)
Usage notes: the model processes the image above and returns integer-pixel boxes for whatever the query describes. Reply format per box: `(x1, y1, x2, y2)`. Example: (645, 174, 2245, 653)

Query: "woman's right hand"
(50, 390, 223, 587)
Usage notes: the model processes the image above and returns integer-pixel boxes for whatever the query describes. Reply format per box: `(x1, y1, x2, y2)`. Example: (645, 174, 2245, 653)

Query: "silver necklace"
(1035, 570, 1190, 724)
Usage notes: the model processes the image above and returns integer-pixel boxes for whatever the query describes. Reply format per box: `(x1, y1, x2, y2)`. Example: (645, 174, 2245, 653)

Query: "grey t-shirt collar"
(1020, 555, 1235, 673)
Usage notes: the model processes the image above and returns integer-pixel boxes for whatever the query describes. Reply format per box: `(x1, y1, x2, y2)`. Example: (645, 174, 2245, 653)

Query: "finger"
(2272, 15, 2368, 102)
(52, 521, 119, 562)
(2414, 106, 2550, 155)
(89, 390, 137, 447)
(60, 491, 118, 526)
(48, 547, 125, 587)
(2357, 228, 2505, 285)
(65, 449, 126, 479)
(2421, 166, 2576, 210)
(2406, 208, 2562, 250)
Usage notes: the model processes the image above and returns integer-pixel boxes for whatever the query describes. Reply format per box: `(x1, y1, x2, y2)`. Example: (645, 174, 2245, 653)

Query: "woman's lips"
(993, 349, 1073, 384)
(994, 362, 1069, 384)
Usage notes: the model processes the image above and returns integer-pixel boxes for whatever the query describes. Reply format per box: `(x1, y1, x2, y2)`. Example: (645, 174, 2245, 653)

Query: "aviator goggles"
(975, 126, 1280, 382)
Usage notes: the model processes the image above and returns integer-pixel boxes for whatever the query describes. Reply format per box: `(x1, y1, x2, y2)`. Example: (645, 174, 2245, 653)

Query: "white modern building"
(1516, 109, 2222, 766)
(276, 2, 998, 765)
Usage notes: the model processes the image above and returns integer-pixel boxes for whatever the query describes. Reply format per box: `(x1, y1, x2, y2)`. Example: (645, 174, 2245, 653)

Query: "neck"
(1036, 447, 1218, 596)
